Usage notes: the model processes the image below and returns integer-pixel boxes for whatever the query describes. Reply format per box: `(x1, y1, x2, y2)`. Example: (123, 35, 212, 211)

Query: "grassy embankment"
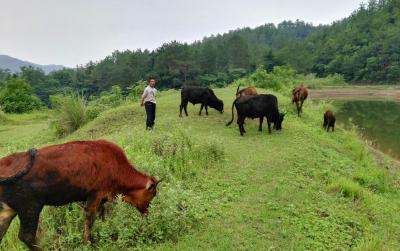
(0, 86, 400, 250)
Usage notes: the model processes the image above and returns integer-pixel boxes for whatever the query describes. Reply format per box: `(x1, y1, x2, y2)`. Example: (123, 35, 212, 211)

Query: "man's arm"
(141, 88, 147, 107)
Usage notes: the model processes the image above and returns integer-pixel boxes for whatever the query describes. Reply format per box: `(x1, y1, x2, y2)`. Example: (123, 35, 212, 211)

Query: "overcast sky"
(0, 0, 365, 67)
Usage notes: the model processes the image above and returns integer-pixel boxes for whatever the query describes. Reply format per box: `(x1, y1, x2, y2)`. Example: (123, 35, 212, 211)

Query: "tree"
(0, 78, 42, 113)
(0, 69, 11, 82)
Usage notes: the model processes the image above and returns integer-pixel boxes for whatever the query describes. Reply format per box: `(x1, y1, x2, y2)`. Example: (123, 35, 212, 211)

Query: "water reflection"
(336, 100, 400, 160)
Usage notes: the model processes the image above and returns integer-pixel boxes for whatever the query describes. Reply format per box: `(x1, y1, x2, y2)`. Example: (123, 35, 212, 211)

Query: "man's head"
(149, 79, 156, 88)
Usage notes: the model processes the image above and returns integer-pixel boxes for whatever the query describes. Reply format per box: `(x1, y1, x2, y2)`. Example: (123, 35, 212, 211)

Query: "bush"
(304, 73, 347, 89)
(52, 92, 87, 137)
(245, 66, 299, 93)
(0, 78, 42, 113)
(127, 80, 147, 101)
(87, 85, 125, 121)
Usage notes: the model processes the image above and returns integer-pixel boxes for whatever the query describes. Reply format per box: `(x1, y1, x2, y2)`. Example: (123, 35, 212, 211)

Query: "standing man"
(141, 78, 157, 130)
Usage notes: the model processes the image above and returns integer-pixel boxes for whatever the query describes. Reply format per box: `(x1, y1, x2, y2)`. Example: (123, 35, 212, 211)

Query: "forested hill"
(1, 0, 399, 105)
(284, 0, 400, 82)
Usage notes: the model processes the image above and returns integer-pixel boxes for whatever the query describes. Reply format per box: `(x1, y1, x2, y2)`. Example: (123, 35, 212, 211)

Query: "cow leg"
(258, 117, 263, 131)
(199, 104, 204, 116)
(238, 116, 246, 136)
(300, 99, 305, 114)
(296, 101, 300, 116)
(84, 194, 104, 243)
(180, 101, 189, 117)
(97, 197, 108, 221)
(0, 202, 17, 241)
(205, 105, 209, 116)
(267, 119, 272, 134)
(332, 124, 335, 132)
(184, 103, 188, 116)
(18, 205, 43, 251)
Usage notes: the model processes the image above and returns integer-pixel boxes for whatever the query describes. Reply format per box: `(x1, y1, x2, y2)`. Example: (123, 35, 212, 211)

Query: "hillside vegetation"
(0, 86, 399, 250)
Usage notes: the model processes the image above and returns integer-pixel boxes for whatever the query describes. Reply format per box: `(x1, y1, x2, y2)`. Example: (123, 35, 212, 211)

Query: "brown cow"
(323, 110, 336, 132)
(236, 85, 258, 97)
(291, 84, 308, 116)
(0, 140, 160, 250)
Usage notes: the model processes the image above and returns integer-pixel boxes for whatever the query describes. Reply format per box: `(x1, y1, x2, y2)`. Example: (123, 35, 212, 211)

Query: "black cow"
(226, 94, 285, 136)
(323, 110, 336, 132)
(180, 86, 224, 116)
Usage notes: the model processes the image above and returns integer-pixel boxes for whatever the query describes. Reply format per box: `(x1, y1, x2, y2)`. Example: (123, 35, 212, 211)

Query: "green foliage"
(86, 85, 125, 120)
(0, 78, 42, 113)
(298, 0, 400, 83)
(236, 65, 296, 92)
(303, 73, 347, 89)
(51, 92, 87, 137)
(327, 178, 365, 201)
(127, 80, 147, 101)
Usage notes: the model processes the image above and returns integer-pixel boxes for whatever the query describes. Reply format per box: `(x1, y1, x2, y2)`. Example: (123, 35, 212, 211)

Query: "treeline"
(0, 0, 399, 110)
(285, 0, 400, 82)
(0, 20, 318, 107)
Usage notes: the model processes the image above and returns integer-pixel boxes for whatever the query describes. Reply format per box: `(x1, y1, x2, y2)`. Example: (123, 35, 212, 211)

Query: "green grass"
(1, 86, 400, 250)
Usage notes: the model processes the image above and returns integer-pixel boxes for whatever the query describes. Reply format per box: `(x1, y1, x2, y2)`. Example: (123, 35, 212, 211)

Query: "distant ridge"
(0, 55, 65, 74)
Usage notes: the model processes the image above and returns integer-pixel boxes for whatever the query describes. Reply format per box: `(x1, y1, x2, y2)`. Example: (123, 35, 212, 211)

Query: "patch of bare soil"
(310, 89, 400, 101)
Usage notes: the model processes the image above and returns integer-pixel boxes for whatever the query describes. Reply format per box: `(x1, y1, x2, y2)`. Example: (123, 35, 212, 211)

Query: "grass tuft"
(52, 92, 87, 137)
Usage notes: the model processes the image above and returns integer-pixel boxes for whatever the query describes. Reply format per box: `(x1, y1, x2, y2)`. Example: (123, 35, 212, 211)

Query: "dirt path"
(309, 86, 400, 101)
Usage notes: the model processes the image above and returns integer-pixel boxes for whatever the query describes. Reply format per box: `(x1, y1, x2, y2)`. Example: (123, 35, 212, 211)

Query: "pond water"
(335, 100, 400, 160)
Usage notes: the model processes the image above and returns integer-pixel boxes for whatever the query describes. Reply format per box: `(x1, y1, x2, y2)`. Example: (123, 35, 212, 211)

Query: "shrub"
(52, 92, 87, 137)
(127, 80, 147, 101)
(246, 66, 299, 93)
(0, 78, 42, 113)
(87, 85, 125, 121)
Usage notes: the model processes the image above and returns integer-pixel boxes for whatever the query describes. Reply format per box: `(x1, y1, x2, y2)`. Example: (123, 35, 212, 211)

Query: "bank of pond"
(334, 100, 400, 160)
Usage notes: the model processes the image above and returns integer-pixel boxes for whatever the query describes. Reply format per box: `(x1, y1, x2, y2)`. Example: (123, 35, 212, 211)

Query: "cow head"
(274, 112, 285, 130)
(214, 99, 224, 113)
(123, 176, 161, 215)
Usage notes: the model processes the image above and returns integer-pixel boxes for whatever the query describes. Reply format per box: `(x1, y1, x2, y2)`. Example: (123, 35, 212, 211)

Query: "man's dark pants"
(145, 102, 156, 128)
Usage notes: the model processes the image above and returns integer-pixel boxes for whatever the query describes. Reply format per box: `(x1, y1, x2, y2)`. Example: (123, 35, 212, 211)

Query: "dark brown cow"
(0, 140, 160, 250)
(236, 85, 258, 97)
(323, 110, 336, 132)
(291, 84, 308, 116)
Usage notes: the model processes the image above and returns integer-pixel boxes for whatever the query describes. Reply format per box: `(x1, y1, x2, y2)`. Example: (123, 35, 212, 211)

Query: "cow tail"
(226, 99, 237, 126)
(235, 84, 240, 96)
(0, 148, 37, 184)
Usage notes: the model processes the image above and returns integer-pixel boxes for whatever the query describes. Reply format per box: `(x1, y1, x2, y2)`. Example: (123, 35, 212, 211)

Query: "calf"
(180, 86, 224, 116)
(0, 140, 160, 250)
(323, 110, 336, 132)
(292, 84, 308, 116)
(235, 85, 258, 97)
(226, 94, 285, 136)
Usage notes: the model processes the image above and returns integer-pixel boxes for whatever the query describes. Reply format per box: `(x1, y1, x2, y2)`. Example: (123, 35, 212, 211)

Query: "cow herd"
(0, 84, 337, 250)
(180, 84, 335, 136)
